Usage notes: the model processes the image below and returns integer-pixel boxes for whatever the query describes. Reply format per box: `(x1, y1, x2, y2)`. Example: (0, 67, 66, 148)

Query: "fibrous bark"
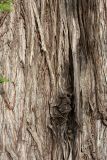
(0, 0, 107, 160)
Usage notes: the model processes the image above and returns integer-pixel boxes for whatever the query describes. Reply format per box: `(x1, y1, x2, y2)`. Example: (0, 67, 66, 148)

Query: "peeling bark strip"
(31, 0, 55, 97)
(0, 0, 107, 160)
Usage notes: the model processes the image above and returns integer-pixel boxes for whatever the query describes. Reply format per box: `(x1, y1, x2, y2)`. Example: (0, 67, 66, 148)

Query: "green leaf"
(0, 76, 9, 83)
(0, 0, 13, 12)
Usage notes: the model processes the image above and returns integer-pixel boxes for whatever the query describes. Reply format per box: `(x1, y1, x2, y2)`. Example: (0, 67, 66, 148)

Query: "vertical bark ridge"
(0, 0, 107, 160)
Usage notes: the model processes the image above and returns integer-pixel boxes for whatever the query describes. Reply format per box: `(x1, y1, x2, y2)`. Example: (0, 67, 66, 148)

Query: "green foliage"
(0, 76, 9, 83)
(0, 0, 13, 12)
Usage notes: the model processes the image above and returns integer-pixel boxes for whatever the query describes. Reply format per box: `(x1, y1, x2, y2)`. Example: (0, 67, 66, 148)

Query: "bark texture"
(0, 0, 107, 160)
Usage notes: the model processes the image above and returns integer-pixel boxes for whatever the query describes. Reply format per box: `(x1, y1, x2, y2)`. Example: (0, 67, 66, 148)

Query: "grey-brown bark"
(0, 0, 107, 160)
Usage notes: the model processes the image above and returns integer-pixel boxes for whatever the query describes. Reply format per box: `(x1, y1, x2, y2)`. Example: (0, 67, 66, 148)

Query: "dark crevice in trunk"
(68, 28, 80, 160)
(49, 30, 78, 159)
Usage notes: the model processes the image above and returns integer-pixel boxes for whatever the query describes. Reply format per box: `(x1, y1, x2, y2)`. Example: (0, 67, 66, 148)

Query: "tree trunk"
(0, 0, 107, 160)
